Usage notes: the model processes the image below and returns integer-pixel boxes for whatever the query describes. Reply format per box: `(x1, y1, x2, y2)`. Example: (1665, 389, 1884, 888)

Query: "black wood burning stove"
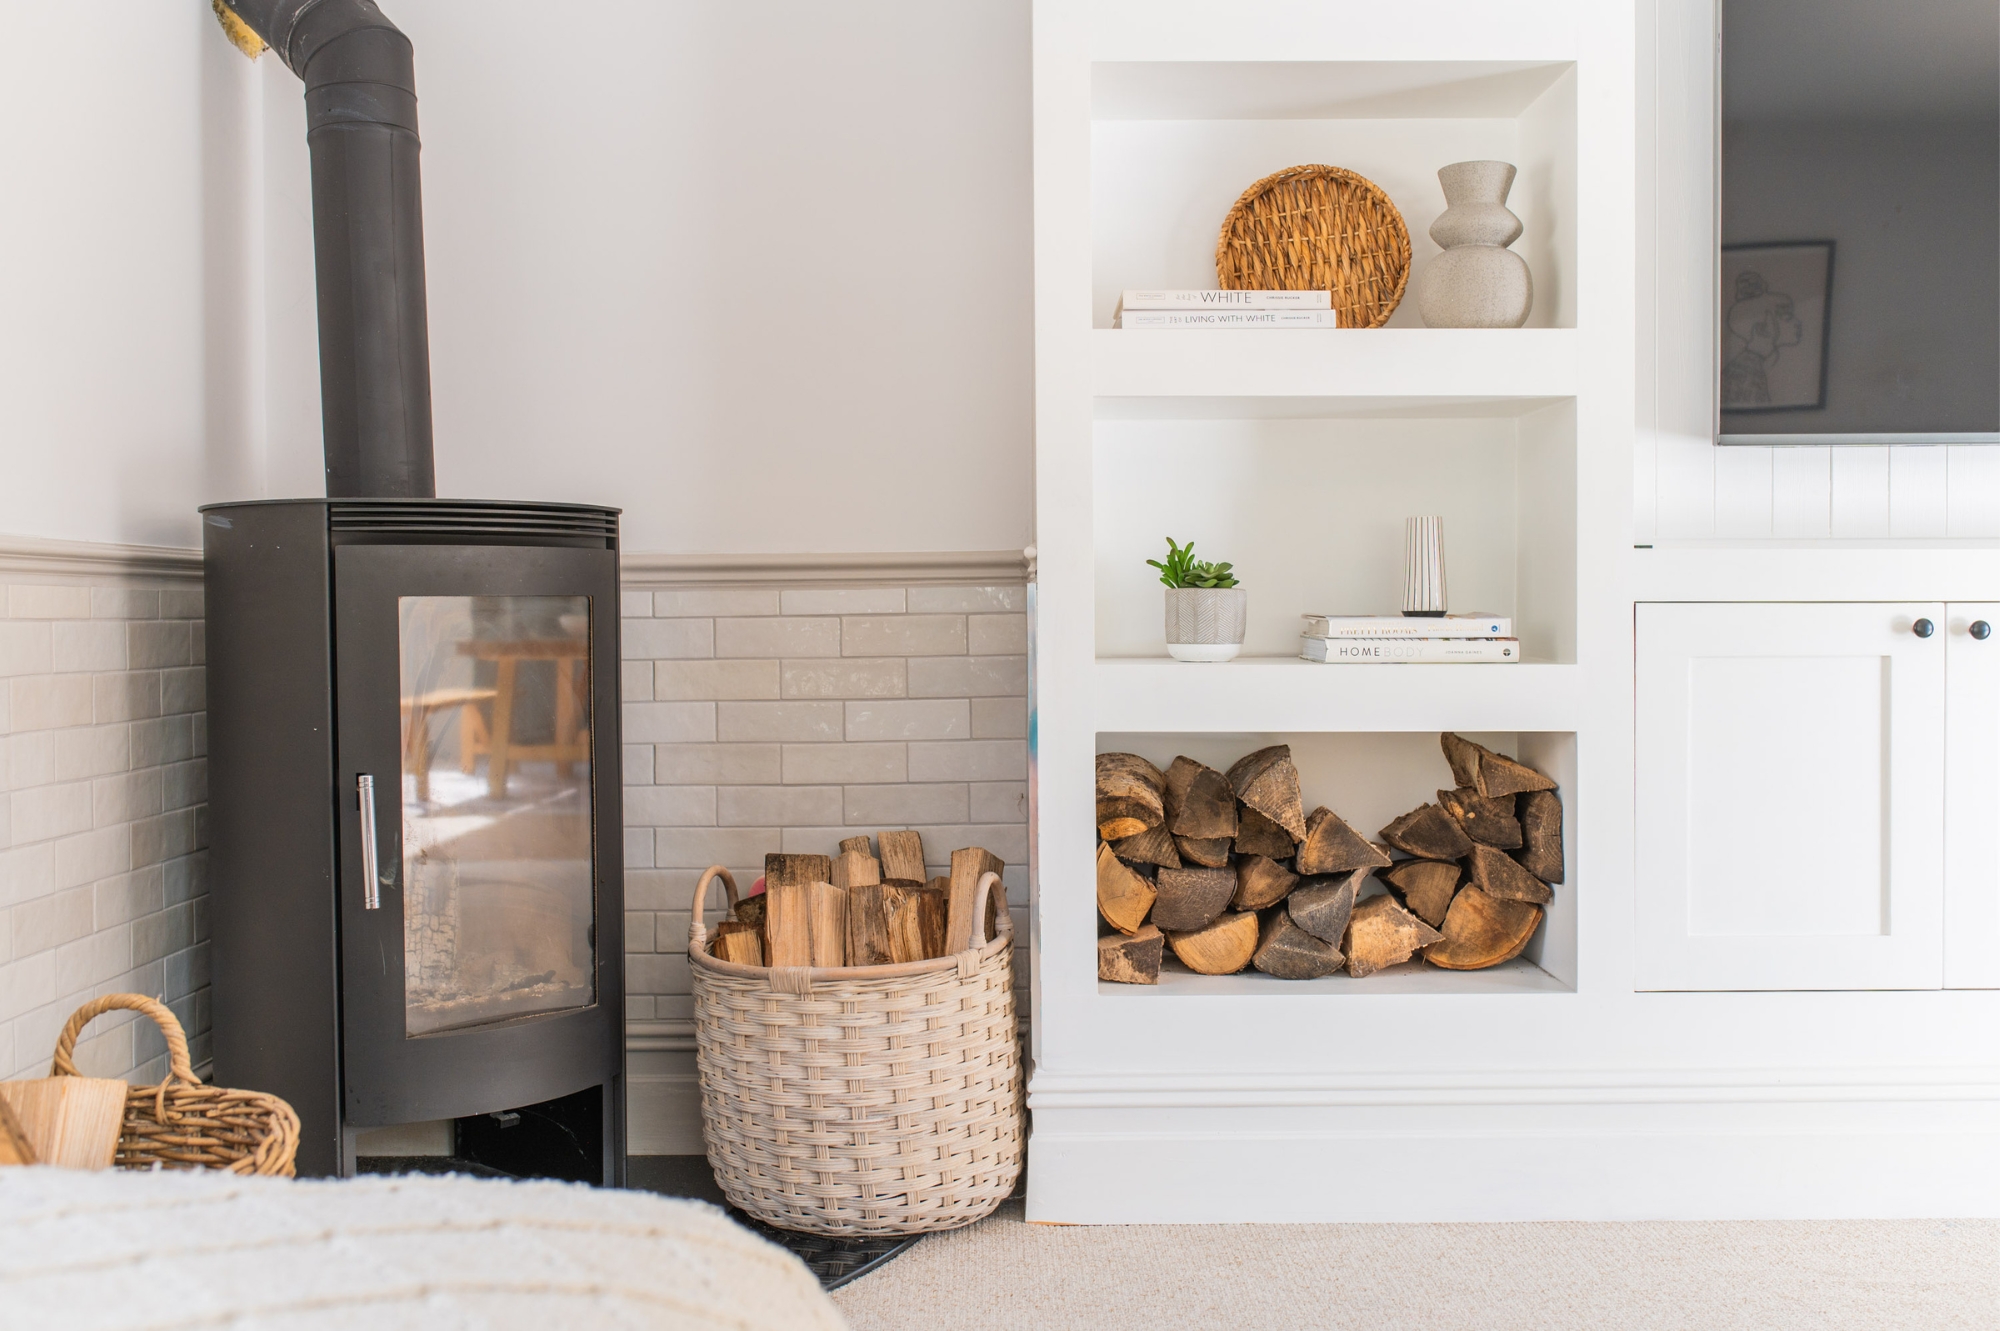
(205, 501, 625, 1181)
(203, 2, 624, 1181)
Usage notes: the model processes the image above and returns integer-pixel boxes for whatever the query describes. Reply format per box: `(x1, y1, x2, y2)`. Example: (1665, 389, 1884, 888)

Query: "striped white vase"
(1403, 516, 1447, 616)
(1164, 587, 1247, 662)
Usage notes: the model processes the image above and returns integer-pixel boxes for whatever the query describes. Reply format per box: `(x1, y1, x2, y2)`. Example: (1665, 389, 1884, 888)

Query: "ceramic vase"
(1403, 516, 1447, 617)
(1164, 587, 1247, 662)
(1416, 161, 1533, 329)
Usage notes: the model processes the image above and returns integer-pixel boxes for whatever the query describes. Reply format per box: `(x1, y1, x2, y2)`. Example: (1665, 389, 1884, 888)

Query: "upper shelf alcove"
(1091, 60, 1577, 332)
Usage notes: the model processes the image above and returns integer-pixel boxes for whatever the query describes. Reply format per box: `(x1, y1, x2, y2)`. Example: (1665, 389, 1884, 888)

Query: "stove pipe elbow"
(225, 0, 435, 499)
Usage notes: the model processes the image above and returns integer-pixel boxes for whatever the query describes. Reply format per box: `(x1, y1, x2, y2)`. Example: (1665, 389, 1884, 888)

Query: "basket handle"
(52, 993, 198, 1087)
(968, 871, 1010, 950)
(688, 865, 740, 954)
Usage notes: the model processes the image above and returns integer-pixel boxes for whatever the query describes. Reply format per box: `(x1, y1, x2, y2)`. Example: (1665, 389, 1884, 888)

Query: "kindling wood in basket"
(50, 993, 301, 1177)
(689, 864, 1023, 1236)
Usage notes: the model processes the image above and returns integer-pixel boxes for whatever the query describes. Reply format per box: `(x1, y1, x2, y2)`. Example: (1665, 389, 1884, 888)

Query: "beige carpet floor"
(832, 1202, 2000, 1330)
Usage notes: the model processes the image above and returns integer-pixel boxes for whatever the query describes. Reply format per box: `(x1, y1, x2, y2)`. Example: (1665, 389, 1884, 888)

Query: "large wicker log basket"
(52, 993, 300, 1176)
(688, 865, 1023, 1236)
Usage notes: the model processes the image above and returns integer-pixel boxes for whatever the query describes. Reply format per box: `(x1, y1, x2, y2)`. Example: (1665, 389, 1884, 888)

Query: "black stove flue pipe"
(229, 0, 435, 498)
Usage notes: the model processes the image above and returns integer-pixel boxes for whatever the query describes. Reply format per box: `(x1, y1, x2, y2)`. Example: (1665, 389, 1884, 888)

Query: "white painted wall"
(0, 2, 260, 549)
(257, 0, 1034, 554)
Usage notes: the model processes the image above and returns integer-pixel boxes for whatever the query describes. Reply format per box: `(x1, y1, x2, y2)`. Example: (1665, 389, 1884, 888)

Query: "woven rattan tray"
(1215, 164, 1411, 329)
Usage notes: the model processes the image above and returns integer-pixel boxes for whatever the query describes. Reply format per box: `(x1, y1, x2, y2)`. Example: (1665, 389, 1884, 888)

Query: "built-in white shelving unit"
(1029, 0, 2000, 1226)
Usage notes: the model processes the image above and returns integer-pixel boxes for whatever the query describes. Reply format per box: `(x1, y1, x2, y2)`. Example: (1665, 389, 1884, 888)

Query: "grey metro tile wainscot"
(840, 615, 967, 657)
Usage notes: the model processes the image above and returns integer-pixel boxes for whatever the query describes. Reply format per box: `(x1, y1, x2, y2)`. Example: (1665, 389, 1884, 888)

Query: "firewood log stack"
(1095, 735, 1564, 983)
(705, 831, 1002, 968)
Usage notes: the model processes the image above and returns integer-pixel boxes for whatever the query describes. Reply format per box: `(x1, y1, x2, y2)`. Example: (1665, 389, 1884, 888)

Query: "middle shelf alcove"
(1095, 397, 1576, 662)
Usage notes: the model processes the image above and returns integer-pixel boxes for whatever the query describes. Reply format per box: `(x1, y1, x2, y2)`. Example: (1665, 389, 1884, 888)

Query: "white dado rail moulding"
(619, 549, 1032, 587)
(0, 534, 204, 581)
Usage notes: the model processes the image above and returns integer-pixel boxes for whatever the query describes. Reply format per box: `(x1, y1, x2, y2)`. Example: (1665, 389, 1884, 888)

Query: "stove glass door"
(398, 595, 595, 1035)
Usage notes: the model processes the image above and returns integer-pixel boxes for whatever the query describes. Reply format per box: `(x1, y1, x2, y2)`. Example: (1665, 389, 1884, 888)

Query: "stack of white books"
(1114, 289, 1340, 329)
(1299, 613, 1519, 664)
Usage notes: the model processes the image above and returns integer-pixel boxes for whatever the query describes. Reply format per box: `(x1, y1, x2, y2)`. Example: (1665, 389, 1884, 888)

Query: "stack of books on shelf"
(1299, 614, 1519, 664)
(1114, 289, 1339, 329)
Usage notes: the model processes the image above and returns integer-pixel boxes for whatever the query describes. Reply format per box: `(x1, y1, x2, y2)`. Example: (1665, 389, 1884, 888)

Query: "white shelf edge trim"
(1027, 1065, 2000, 1109)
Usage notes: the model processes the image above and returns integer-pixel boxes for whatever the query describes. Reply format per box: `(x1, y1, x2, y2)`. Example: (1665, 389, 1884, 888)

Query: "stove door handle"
(357, 773, 382, 910)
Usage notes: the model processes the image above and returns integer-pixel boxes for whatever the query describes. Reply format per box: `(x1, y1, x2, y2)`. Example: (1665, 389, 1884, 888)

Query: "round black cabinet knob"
(1913, 618, 1936, 638)
(1974, 621, 1993, 641)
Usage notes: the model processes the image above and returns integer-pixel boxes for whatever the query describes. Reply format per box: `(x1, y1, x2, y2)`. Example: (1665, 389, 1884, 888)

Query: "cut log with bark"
(1167, 911, 1259, 975)
(947, 846, 1007, 953)
(1168, 761, 1239, 839)
(1466, 842, 1553, 904)
(1441, 732, 1486, 792)
(1233, 806, 1297, 860)
(1296, 806, 1393, 876)
(1225, 745, 1308, 840)
(1380, 803, 1474, 861)
(1152, 865, 1237, 932)
(809, 881, 847, 967)
(1232, 854, 1299, 910)
(1379, 859, 1461, 929)
(1099, 925, 1165, 984)
(886, 892, 928, 963)
(732, 893, 766, 931)
(877, 830, 927, 885)
(710, 920, 765, 967)
(1162, 756, 1201, 822)
(1097, 752, 1167, 839)
(1173, 835, 1233, 868)
(1287, 869, 1363, 944)
(765, 853, 833, 890)
(1437, 787, 1523, 849)
(909, 884, 949, 959)
(1516, 789, 1565, 883)
(1479, 748, 1557, 798)
(1253, 910, 1344, 980)
(1096, 843, 1156, 935)
(1111, 823, 1182, 870)
(838, 836, 873, 856)
(1342, 894, 1443, 978)
(832, 849, 882, 889)
(1425, 886, 1542, 969)
(763, 881, 813, 968)
(844, 883, 906, 966)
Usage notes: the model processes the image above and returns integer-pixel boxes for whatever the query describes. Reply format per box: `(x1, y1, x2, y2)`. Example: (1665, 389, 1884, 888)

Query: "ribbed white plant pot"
(1164, 587, 1247, 663)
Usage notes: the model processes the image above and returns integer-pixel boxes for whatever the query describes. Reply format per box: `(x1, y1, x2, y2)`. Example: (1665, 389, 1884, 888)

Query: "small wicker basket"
(52, 994, 301, 1177)
(689, 865, 1022, 1236)
(1215, 163, 1412, 329)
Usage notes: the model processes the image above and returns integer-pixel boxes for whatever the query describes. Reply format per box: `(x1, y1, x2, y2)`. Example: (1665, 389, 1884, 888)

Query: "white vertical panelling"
(1889, 448, 1951, 538)
(1945, 602, 2000, 988)
(1634, 0, 1660, 542)
(1829, 447, 1891, 538)
(1770, 446, 1831, 537)
(1712, 447, 1772, 538)
(1948, 448, 2000, 538)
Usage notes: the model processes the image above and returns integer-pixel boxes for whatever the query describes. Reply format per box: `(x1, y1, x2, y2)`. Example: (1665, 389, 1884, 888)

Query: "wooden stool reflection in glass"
(455, 638, 591, 798)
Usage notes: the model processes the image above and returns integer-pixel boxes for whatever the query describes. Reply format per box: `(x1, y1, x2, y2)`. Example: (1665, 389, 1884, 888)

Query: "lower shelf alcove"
(1096, 729, 1577, 994)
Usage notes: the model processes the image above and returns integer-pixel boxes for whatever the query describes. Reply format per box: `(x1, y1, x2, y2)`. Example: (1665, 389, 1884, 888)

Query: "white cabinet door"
(1636, 603, 1945, 990)
(1946, 603, 2000, 988)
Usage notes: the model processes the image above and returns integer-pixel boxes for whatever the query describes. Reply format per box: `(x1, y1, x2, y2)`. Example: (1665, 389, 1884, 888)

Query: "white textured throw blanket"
(0, 1167, 846, 1331)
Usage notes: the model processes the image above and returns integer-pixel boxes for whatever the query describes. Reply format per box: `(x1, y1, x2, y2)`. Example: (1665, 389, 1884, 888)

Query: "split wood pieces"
(762, 854, 845, 968)
(0, 1077, 126, 1170)
(1099, 925, 1165, 984)
(0, 1095, 36, 1166)
(1441, 732, 1556, 799)
(1287, 870, 1361, 946)
(1151, 866, 1236, 932)
(1233, 807, 1296, 860)
(1380, 802, 1474, 861)
(1166, 911, 1259, 975)
(1466, 842, 1552, 904)
(1110, 823, 1181, 869)
(1296, 806, 1392, 877)
(947, 846, 1007, 953)
(1516, 789, 1564, 883)
(1096, 752, 1167, 839)
(1174, 835, 1233, 869)
(1164, 757, 1238, 839)
(1379, 858, 1461, 929)
(710, 921, 764, 966)
(1342, 894, 1443, 978)
(1232, 854, 1298, 911)
(1426, 886, 1542, 970)
(1225, 746, 1308, 840)
(1437, 787, 1522, 849)
(877, 830, 927, 886)
(1096, 843, 1156, 934)
(1253, 910, 1344, 980)
(832, 849, 882, 889)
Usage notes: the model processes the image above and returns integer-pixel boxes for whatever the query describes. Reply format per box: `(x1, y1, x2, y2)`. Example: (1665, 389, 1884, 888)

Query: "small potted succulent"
(1148, 538, 1246, 662)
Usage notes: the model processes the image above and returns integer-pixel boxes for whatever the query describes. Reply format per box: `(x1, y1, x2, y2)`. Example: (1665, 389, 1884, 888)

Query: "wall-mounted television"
(1720, 0, 1999, 444)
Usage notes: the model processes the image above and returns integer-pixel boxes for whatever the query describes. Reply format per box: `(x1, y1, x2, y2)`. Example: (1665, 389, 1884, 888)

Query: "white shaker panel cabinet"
(1946, 604, 2000, 988)
(1636, 603, 1946, 990)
